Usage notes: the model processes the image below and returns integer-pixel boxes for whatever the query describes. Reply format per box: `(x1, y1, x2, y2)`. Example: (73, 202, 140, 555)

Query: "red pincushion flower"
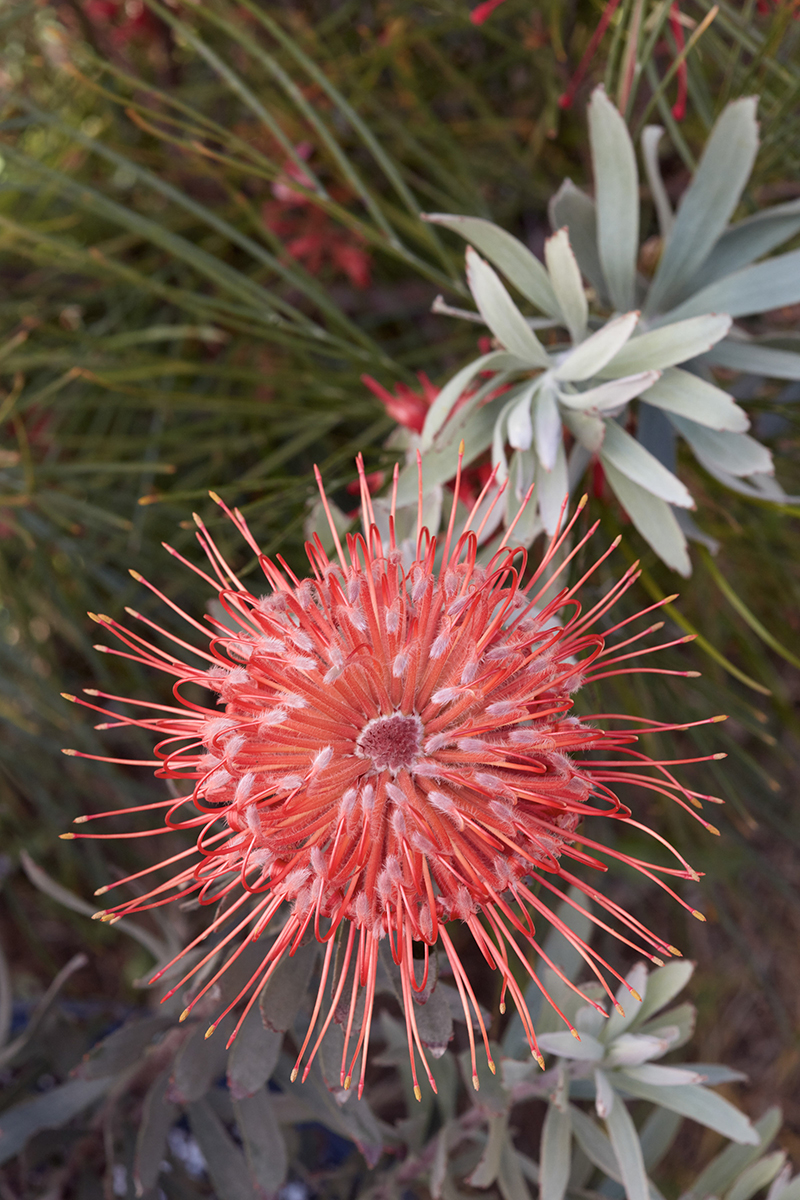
(62, 458, 722, 1099)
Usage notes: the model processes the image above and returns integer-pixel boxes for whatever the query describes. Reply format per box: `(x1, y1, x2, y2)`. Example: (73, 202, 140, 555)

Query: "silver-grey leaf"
(545, 229, 588, 342)
(589, 86, 639, 311)
(684, 1107, 783, 1200)
(684, 197, 800, 295)
(642, 368, 749, 431)
(554, 310, 639, 382)
(699, 338, 800, 381)
(640, 126, 673, 239)
(646, 97, 759, 314)
(466, 248, 551, 366)
(668, 415, 773, 477)
(540, 1103, 572, 1200)
(600, 315, 732, 375)
(549, 178, 607, 300)
(615, 1079, 759, 1145)
(662, 249, 800, 322)
(424, 213, 562, 317)
(601, 421, 694, 507)
(605, 1093, 650, 1200)
(602, 462, 691, 575)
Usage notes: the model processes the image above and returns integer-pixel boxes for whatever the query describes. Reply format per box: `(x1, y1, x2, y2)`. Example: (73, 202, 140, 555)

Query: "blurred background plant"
(1, 0, 799, 1195)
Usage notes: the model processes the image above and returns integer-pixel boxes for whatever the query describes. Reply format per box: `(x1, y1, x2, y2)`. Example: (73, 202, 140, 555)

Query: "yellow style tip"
(499, 1001, 506, 1014)
(629, 989, 642, 1003)
(686, 671, 702, 678)
(614, 1002, 625, 1016)
(570, 1028, 581, 1040)
(692, 909, 707, 922)
(488, 1060, 496, 1075)
(62, 748, 77, 756)
(536, 1054, 545, 1070)
(61, 693, 76, 702)
(209, 490, 222, 504)
(713, 714, 728, 723)
(129, 569, 143, 581)
(713, 752, 727, 760)
(94, 886, 108, 896)
(204, 1026, 216, 1040)
(653, 957, 664, 967)
(91, 910, 106, 920)
(192, 512, 203, 527)
(83, 689, 99, 696)
(413, 1084, 422, 1102)
(472, 1074, 480, 1091)
(179, 1009, 189, 1023)
(707, 824, 720, 836)
(668, 945, 682, 956)
(290, 1068, 298, 1083)
(59, 831, 75, 839)
(577, 493, 588, 510)
(124, 607, 139, 619)
(74, 815, 88, 824)
(664, 593, 679, 604)
(343, 1074, 352, 1090)
(610, 535, 621, 548)
(97, 614, 111, 624)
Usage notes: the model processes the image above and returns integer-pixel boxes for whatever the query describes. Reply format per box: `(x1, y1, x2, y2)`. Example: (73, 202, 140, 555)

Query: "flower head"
(62, 457, 722, 1100)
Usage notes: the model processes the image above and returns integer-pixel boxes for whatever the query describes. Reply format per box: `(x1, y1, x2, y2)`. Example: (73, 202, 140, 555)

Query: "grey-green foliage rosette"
(400, 87, 800, 575)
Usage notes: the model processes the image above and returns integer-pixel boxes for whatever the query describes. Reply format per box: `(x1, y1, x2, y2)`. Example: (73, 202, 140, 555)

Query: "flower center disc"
(356, 713, 423, 773)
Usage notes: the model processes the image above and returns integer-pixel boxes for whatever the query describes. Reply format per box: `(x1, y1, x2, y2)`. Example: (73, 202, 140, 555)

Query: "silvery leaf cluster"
(399, 86, 800, 574)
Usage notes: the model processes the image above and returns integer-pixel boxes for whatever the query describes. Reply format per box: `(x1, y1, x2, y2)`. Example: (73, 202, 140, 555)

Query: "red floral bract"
(63, 458, 722, 1099)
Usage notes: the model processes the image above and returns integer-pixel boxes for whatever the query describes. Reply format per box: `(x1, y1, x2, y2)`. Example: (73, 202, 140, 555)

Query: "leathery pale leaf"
(549, 179, 607, 300)
(569, 1105, 622, 1182)
(545, 229, 588, 343)
(588, 87, 639, 312)
(540, 1103, 572, 1200)
(605, 1094, 650, 1200)
(686, 197, 800, 294)
(632, 960, 695, 1027)
(684, 1108, 783, 1200)
(668, 416, 774, 477)
(534, 381, 562, 470)
(642, 369, 749, 431)
(537, 441, 569, 537)
(465, 248, 551, 366)
(601, 422, 693, 507)
(615, 1078, 759, 1145)
(554, 311, 639, 382)
(558, 371, 660, 415)
(646, 98, 759, 315)
(603, 462, 691, 576)
(507, 380, 539, 450)
(663, 250, 800, 322)
(600, 315, 732, 376)
(421, 351, 527, 451)
(640, 127, 673, 239)
(701, 338, 800, 381)
(425, 214, 562, 318)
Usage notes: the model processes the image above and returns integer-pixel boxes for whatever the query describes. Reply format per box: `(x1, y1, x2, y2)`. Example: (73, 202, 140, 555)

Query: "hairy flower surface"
(62, 458, 723, 1099)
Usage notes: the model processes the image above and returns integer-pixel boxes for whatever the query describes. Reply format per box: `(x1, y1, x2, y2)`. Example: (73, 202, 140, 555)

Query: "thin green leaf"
(701, 550, 800, 669)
